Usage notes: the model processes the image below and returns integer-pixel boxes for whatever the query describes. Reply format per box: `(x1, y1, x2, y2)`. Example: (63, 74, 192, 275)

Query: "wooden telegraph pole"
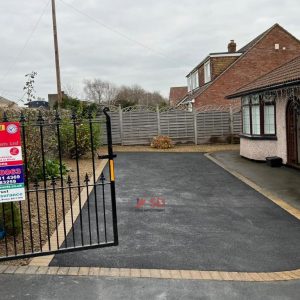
(51, 0, 62, 105)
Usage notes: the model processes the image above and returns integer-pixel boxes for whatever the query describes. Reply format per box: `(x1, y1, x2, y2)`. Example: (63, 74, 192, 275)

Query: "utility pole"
(51, 0, 62, 105)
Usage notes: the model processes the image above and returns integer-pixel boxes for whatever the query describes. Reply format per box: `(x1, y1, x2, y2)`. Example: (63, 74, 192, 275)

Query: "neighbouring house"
(0, 96, 18, 110)
(25, 100, 49, 109)
(169, 86, 188, 106)
(176, 24, 300, 110)
(227, 55, 300, 167)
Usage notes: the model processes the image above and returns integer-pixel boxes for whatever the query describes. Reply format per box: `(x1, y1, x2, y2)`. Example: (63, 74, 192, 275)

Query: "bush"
(36, 159, 68, 180)
(151, 136, 174, 149)
(0, 203, 22, 236)
(60, 119, 102, 158)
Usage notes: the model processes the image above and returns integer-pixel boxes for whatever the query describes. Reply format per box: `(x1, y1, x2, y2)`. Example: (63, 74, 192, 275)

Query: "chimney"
(228, 40, 237, 53)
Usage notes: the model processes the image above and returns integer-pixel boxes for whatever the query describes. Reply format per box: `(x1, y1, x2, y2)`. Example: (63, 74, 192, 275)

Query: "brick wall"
(194, 25, 300, 108)
(211, 56, 239, 80)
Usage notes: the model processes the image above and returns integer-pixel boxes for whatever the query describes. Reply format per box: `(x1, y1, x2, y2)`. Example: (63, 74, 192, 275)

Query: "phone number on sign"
(0, 179, 19, 184)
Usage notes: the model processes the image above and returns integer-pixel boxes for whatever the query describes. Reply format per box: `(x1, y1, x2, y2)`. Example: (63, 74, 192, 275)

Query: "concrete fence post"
(118, 105, 124, 145)
(229, 106, 234, 144)
(193, 109, 198, 145)
(157, 105, 161, 135)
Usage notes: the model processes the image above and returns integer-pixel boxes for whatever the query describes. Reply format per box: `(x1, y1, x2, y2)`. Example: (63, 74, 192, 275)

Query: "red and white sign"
(0, 122, 25, 203)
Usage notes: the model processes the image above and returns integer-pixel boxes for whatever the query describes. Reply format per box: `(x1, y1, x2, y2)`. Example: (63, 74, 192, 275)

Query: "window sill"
(240, 134, 277, 140)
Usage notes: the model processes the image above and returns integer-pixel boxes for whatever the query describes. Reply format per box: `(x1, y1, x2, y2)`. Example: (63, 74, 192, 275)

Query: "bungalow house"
(176, 24, 300, 109)
(227, 55, 300, 167)
(0, 96, 18, 110)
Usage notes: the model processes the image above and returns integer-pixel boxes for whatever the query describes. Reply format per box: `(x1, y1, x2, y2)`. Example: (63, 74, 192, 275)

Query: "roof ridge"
(189, 24, 295, 100)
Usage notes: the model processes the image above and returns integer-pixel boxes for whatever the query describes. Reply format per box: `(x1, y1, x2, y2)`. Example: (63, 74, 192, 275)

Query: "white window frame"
(204, 60, 211, 83)
(241, 94, 276, 137)
(188, 71, 199, 91)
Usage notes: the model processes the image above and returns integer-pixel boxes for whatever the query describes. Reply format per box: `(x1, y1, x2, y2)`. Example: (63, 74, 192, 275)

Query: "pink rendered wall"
(240, 97, 288, 163)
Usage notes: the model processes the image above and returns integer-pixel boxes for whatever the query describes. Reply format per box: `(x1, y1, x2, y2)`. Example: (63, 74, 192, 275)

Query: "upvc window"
(187, 76, 192, 92)
(188, 71, 199, 91)
(251, 95, 261, 135)
(242, 96, 251, 134)
(204, 60, 211, 83)
(241, 94, 276, 137)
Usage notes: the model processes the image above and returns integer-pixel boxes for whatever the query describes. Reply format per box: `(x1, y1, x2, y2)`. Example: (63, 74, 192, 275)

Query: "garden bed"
(0, 158, 104, 266)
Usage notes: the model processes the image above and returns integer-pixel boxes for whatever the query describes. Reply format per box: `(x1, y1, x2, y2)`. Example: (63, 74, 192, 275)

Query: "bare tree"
(23, 71, 37, 103)
(83, 79, 118, 105)
(63, 83, 81, 99)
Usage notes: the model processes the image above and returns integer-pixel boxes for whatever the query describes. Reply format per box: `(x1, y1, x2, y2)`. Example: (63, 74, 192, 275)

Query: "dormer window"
(187, 71, 199, 92)
(204, 60, 211, 83)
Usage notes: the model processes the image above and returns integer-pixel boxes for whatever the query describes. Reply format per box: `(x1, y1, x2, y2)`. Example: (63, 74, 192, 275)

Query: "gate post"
(193, 109, 198, 145)
(156, 105, 161, 135)
(229, 106, 234, 144)
(118, 105, 124, 145)
(103, 107, 119, 246)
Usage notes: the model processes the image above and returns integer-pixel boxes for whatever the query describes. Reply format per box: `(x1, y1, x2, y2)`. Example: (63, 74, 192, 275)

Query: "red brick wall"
(194, 25, 300, 108)
(211, 56, 239, 80)
(198, 65, 205, 86)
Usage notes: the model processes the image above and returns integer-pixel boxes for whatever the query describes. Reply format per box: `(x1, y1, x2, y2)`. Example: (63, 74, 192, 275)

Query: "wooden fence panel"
(122, 111, 158, 145)
(101, 106, 242, 145)
(160, 110, 195, 144)
(197, 111, 231, 144)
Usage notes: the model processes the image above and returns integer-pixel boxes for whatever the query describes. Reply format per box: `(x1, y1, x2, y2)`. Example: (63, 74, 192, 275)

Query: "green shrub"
(0, 203, 22, 236)
(151, 136, 174, 149)
(60, 119, 102, 158)
(36, 159, 68, 180)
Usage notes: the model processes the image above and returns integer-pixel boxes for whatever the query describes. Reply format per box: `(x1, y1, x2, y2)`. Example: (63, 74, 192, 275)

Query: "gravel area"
(0, 158, 103, 265)
(100, 144, 240, 153)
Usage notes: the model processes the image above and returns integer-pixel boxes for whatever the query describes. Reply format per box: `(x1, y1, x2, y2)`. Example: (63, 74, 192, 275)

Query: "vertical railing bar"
(18, 201, 26, 254)
(34, 180, 43, 252)
(38, 112, 51, 251)
(88, 114, 100, 244)
(67, 176, 76, 247)
(72, 112, 84, 246)
(20, 113, 34, 253)
(55, 112, 67, 248)
(10, 202, 17, 255)
(67, 175, 76, 248)
(51, 177, 59, 250)
(103, 108, 118, 245)
(1, 203, 8, 256)
(100, 174, 107, 243)
(85, 174, 92, 245)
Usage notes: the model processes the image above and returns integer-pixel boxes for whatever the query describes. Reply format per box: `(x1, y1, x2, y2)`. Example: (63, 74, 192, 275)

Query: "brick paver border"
(2, 152, 300, 282)
(0, 265, 300, 281)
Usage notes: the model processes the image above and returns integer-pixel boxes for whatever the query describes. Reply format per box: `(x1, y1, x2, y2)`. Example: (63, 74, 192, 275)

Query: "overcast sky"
(0, 0, 299, 104)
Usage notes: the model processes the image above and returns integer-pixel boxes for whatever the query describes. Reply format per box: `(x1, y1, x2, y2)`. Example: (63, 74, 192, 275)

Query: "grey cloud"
(0, 0, 299, 103)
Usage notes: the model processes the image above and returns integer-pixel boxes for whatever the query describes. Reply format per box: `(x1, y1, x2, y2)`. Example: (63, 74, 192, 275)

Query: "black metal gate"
(0, 107, 118, 261)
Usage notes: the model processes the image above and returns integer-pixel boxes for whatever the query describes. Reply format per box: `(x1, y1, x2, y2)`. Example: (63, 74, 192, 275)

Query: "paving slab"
(210, 150, 300, 210)
(50, 153, 300, 272)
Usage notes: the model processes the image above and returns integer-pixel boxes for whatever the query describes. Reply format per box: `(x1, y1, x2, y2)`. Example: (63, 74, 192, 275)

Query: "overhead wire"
(58, 0, 179, 64)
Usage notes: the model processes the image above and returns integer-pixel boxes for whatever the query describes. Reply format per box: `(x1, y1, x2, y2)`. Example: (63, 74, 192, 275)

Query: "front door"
(287, 99, 300, 165)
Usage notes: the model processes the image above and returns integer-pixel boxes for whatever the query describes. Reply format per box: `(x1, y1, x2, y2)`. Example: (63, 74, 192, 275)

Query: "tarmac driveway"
(50, 153, 300, 272)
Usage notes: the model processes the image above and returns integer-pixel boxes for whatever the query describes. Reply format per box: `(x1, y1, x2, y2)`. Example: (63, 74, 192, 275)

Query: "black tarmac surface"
(1, 274, 300, 300)
(51, 153, 300, 272)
